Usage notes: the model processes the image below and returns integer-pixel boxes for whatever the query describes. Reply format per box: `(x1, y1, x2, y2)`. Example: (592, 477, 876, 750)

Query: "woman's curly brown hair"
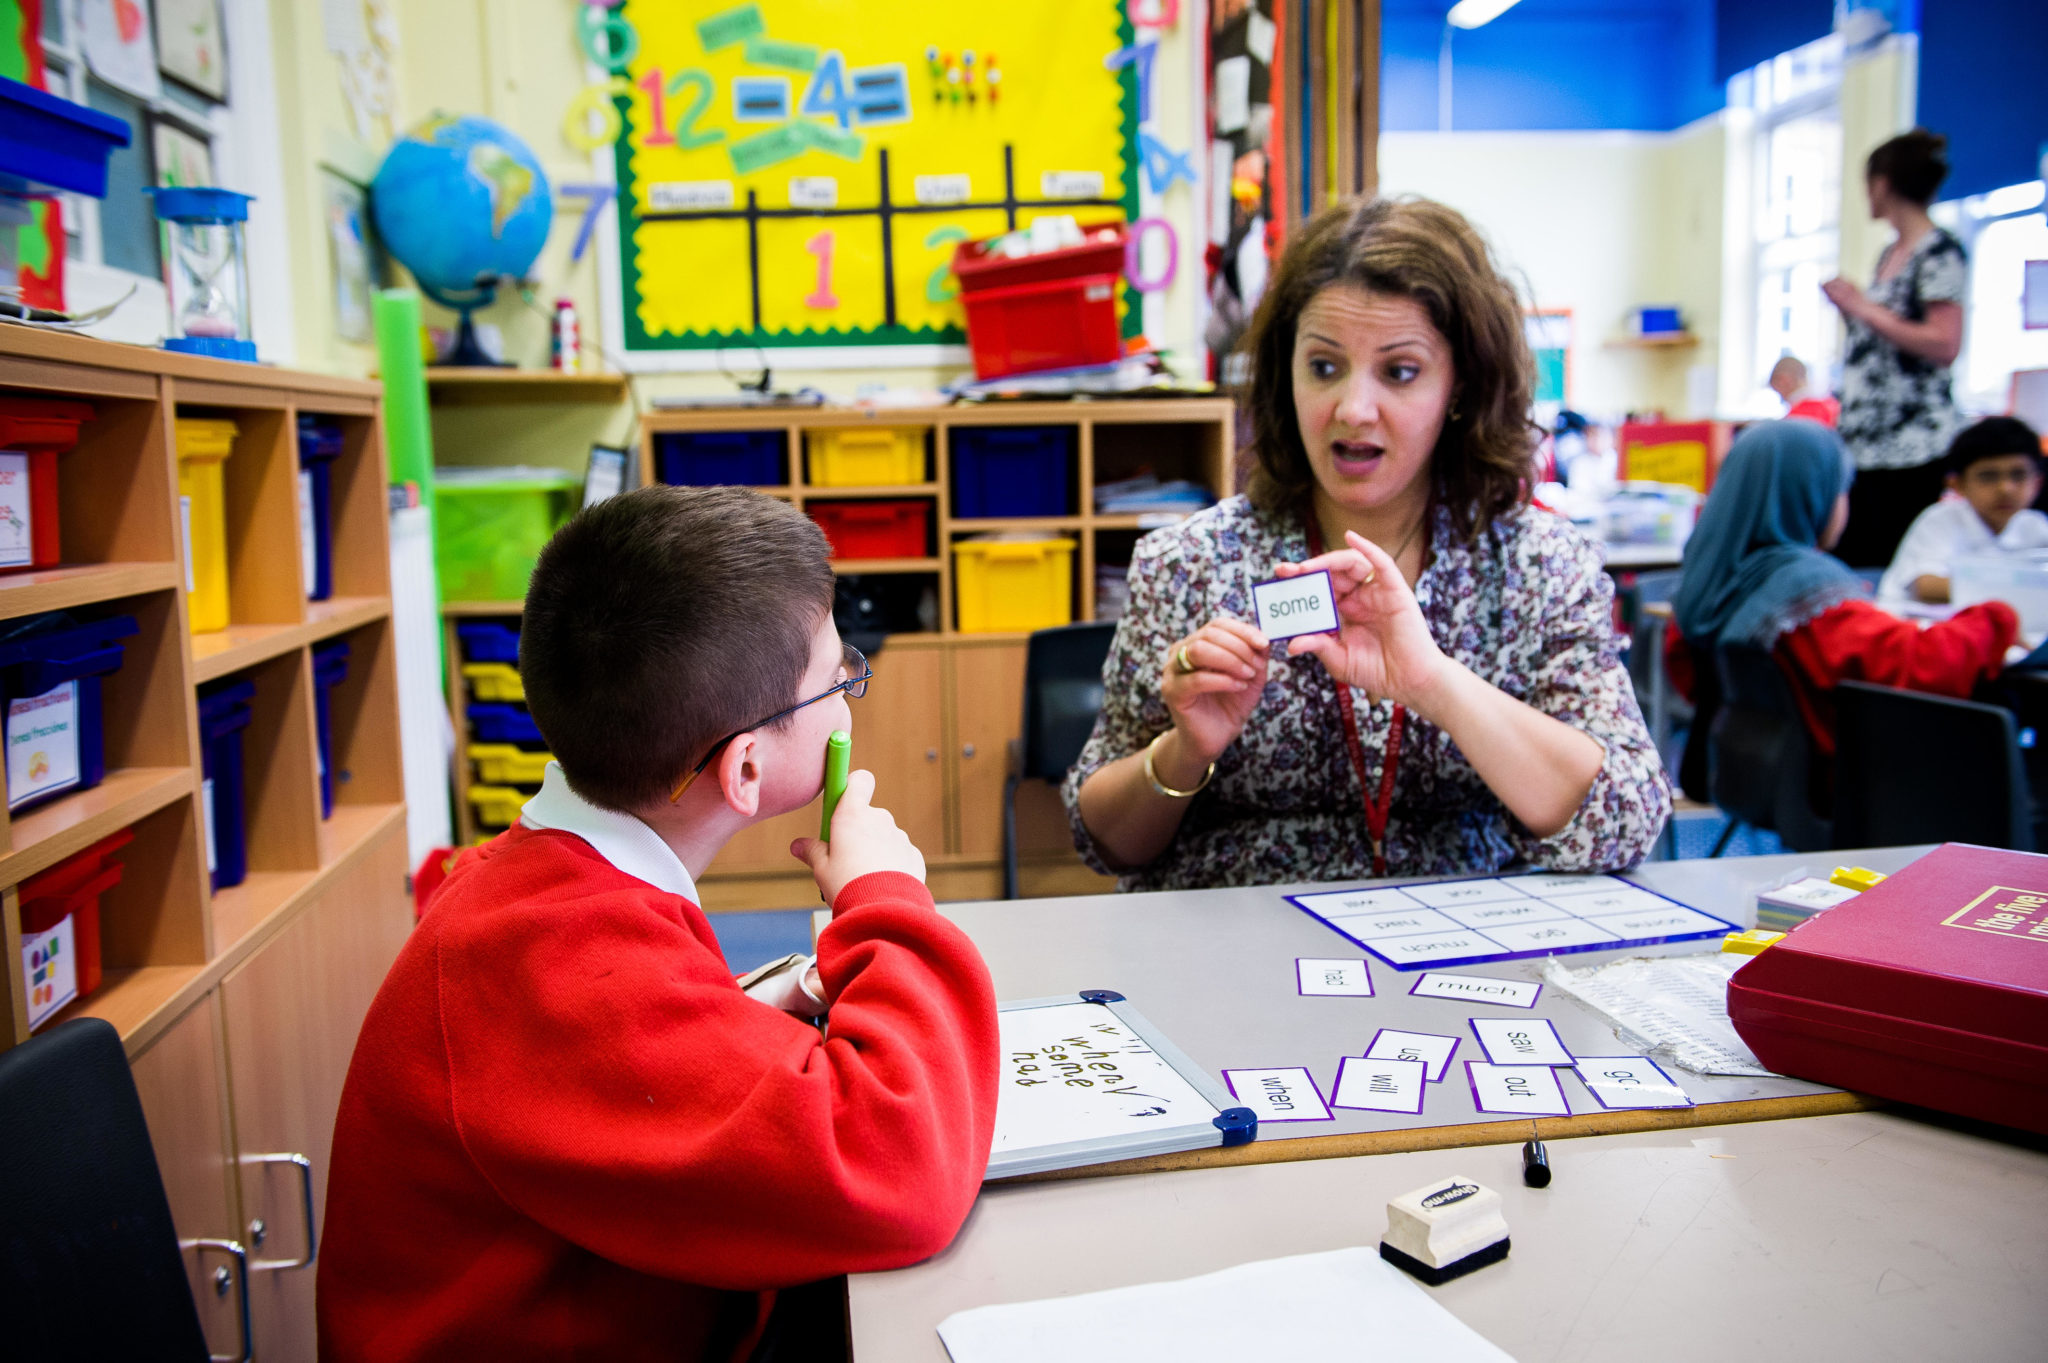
(1241, 196, 1539, 544)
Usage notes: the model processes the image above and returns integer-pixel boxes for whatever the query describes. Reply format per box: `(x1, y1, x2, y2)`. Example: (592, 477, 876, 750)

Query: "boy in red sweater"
(317, 487, 999, 1362)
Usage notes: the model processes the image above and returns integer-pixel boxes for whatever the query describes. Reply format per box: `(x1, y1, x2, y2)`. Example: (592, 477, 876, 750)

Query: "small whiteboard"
(989, 992, 1256, 1181)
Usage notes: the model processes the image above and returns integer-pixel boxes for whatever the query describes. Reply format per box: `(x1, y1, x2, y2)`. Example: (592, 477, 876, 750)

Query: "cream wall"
(1379, 119, 1726, 421)
(268, 0, 1210, 471)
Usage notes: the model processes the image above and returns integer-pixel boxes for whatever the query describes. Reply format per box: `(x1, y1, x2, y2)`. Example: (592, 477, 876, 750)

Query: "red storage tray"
(952, 224, 1128, 380)
(808, 500, 931, 560)
(0, 397, 94, 573)
(1727, 843, 2048, 1134)
(18, 826, 133, 1029)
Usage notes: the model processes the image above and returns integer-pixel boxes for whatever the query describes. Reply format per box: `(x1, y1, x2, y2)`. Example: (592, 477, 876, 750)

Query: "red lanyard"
(1305, 512, 1405, 877)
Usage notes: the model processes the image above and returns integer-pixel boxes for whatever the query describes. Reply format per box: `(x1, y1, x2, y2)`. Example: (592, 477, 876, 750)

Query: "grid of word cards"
(1285, 874, 1736, 970)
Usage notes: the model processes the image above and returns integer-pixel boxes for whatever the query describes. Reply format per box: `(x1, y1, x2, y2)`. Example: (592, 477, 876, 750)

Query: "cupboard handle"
(962, 743, 977, 758)
(186, 1238, 252, 1363)
(244, 1152, 318, 1271)
(925, 748, 938, 762)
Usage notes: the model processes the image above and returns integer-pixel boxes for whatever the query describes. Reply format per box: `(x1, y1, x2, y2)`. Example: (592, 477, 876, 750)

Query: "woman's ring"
(1174, 643, 1197, 674)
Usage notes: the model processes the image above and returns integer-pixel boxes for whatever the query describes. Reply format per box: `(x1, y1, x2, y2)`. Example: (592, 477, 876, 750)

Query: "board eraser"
(1379, 1175, 1510, 1285)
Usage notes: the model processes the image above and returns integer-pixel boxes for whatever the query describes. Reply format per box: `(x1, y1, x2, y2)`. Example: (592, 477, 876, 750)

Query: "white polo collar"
(519, 762, 698, 902)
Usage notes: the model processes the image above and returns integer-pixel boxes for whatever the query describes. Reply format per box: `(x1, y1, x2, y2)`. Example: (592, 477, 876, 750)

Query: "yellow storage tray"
(806, 426, 926, 487)
(174, 417, 237, 634)
(468, 783, 528, 829)
(951, 537, 1077, 633)
(468, 743, 554, 785)
(461, 661, 525, 703)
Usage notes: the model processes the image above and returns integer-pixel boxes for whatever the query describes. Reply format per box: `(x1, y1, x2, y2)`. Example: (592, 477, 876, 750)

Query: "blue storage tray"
(0, 613, 139, 814)
(197, 678, 256, 892)
(297, 417, 345, 602)
(468, 702, 545, 746)
(951, 426, 1075, 518)
(455, 620, 521, 664)
(0, 75, 132, 198)
(655, 430, 785, 487)
(312, 640, 350, 819)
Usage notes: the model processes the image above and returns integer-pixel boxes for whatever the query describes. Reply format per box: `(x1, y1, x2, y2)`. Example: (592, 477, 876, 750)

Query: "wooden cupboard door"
(130, 993, 246, 1359)
(950, 643, 1026, 860)
(218, 824, 411, 1363)
(708, 645, 947, 874)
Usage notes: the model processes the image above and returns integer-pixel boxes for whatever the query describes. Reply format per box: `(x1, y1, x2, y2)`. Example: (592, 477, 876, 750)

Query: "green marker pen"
(820, 730, 852, 841)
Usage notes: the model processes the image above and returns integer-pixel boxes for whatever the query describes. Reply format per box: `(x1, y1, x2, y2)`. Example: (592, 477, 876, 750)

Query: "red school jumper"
(316, 826, 999, 1362)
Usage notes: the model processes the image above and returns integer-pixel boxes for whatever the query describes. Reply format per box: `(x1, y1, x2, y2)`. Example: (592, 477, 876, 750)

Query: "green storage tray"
(433, 468, 583, 602)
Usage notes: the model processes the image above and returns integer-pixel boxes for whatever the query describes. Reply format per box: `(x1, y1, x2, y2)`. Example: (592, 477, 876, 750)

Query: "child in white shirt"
(1880, 416, 2048, 604)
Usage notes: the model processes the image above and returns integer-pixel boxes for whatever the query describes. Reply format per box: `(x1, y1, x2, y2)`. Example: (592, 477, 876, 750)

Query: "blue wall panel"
(1918, 0, 2048, 201)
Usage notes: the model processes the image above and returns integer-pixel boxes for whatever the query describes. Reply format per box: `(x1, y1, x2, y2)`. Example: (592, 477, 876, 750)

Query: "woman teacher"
(1062, 198, 1670, 891)
(1824, 129, 1969, 567)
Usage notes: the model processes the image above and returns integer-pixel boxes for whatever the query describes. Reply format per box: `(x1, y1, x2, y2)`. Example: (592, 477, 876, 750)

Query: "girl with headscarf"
(1669, 421, 2016, 774)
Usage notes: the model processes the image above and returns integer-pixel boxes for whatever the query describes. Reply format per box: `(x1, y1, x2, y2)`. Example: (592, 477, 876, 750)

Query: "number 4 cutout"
(802, 51, 857, 129)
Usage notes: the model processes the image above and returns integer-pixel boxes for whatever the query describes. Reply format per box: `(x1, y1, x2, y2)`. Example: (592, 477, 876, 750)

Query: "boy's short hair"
(1768, 355, 1806, 390)
(521, 486, 835, 811)
(1945, 416, 2045, 479)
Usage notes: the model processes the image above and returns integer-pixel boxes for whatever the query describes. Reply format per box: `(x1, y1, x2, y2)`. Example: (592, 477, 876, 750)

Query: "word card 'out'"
(1252, 570, 1338, 641)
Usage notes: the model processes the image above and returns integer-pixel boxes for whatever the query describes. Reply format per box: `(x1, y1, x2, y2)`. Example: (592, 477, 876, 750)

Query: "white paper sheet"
(936, 1247, 1514, 1363)
(1541, 952, 1775, 1077)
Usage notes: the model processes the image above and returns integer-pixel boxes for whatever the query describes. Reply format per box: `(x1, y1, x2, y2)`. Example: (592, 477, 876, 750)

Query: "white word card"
(1466, 1062, 1570, 1117)
(1223, 1066, 1333, 1123)
(1364, 1028, 1459, 1082)
(1470, 1017, 1574, 1067)
(1296, 957, 1374, 997)
(1291, 886, 1430, 919)
(1408, 972, 1542, 1009)
(1332, 1056, 1427, 1114)
(1251, 570, 1338, 641)
(1573, 1056, 1694, 1110)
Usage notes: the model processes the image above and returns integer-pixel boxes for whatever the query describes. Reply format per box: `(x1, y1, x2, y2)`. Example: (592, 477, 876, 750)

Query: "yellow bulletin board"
(601, 0, 1142, 366)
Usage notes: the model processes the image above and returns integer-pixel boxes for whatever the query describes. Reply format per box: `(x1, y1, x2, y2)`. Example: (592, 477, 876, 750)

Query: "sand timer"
(146, 187, 256, 362)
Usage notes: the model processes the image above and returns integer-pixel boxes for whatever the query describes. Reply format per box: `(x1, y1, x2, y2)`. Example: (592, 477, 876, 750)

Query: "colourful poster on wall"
(599, 1, 1141, 363)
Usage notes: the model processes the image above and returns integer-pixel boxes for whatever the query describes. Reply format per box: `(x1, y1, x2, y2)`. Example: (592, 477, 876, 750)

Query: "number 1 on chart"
(805, 232, 839, 309)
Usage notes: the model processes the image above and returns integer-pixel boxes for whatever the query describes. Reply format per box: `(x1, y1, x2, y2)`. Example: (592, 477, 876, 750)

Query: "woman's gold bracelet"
(1144, 731, 1216, 799)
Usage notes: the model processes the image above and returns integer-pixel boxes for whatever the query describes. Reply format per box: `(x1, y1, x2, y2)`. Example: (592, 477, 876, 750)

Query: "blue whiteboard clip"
(1078, 989, 1127, 1004)
(1213, 1107, 1258, 1147)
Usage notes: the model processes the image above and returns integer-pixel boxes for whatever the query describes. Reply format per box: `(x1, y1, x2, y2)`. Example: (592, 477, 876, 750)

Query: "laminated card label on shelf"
(22, 916, 78, 1028)
(0, 451, 32, 567)
(7, 681, 80, 808)
(1296, 957, 1374, 997)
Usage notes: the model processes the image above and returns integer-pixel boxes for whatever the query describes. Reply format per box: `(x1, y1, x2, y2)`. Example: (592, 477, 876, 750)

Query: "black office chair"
(1834, 681, 2035, 851)
(1003, 621, 1117, 899)
(0, 1017, 249, 1362)
(1708, 641, 1834, 853)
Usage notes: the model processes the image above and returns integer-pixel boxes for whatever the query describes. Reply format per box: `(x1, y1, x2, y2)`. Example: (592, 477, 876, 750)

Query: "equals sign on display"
(852, 65, 909, 123)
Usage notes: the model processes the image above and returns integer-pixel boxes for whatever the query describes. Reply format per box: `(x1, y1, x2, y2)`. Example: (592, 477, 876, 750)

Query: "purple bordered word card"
(1251, 569, 1338, 641)
(1286, 873, 1736, 971)
(1222, 1066, 1333, 1123)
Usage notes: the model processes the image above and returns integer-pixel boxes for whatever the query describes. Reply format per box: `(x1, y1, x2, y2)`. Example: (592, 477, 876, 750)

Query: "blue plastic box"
(951, 427, 1075, 518)
(655, 430, 784, 487)
(0, 613, 139, 814)
(468, 702, 545, 746)
(297, 416, 344, 602)
(455, 620, 520, 664)
(312, 640, 350, 818)
(0, 75, 132, 198)
(197, 679, 255, 891)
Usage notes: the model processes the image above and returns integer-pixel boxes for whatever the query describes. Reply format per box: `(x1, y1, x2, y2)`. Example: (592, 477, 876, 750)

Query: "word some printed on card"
(1296, 957, 1373, 997)
(1364, 1028, 1460, 1082)
(1251, 570, 1338, 641)
(1222, 1066, 1332, 1123)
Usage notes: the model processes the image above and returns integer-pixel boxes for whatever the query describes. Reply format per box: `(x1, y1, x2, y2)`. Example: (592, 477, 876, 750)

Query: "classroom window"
(1947, 183, 2048, 413)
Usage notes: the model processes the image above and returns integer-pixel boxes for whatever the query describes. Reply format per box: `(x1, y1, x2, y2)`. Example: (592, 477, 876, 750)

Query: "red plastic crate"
(0, 397, 95, 572)
(809, 500, 931, 560)
(18, 826, 132, 1030)
(952, 223, 1128, 380)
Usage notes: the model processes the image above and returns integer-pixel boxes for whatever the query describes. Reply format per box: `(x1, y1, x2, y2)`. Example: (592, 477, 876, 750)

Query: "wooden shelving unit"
(437, 398, 1234, 904)
(424, 367, 631, 406)
(0, 326, 408, 1053)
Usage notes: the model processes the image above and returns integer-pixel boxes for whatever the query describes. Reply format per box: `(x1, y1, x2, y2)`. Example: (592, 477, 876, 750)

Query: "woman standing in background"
(1824, 128, 1969, 567)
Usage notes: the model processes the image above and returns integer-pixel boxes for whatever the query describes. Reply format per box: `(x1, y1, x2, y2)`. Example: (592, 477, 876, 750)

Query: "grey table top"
(858, 847, 1936, 1159)
(850, 1108, 2048, 1362)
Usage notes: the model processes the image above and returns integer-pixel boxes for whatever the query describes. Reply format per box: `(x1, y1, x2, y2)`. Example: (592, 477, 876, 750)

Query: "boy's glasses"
(669, 643, 872, 802)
